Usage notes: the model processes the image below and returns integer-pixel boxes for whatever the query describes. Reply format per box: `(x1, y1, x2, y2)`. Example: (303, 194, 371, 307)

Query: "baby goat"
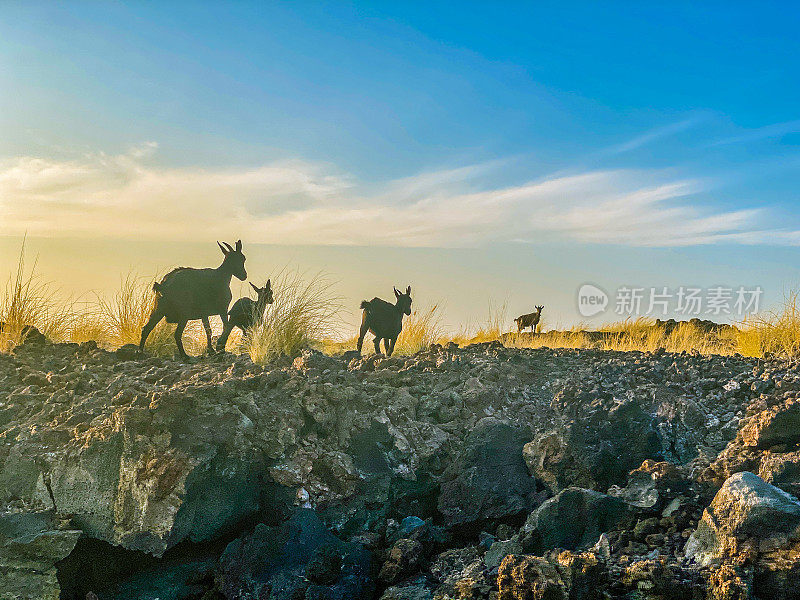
(357, 286, 412, 357)
(216, 280, 273, 352)
(515, 305, 544, 334)
(139, 240, 247, 357)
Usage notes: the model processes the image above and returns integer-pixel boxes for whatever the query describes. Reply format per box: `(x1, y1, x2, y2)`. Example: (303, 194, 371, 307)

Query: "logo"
(578, 284, 609, 317)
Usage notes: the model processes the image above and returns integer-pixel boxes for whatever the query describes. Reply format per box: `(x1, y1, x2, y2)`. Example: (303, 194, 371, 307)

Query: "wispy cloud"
(0, 143, 797, 248)
(599, 117, 702, 157)
(711, 119, 800, 146)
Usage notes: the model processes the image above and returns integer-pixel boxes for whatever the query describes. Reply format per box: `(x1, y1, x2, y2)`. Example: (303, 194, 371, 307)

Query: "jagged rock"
(705, 563, 751, 600)
(497, 554, 566, 600)
(621, 558, 700, 599)
(607, 460, 690, 510)
(485, 537, 524, 570)
(379, 576, 433, 600)
(521, 488, 631, 554)
(438, 419, 538, 527)
(216, 509, 373, 600)
(702, 398, 800, 497)
(740, 398, 800, 449)
(0, 510, 81, 600)
(0, 340, 772, 596)
(428, 546, 486, 598)
(379, 538, 424, 584)
(115, 344, 144, 360)
(757, 451, 800, 498)
(685, 472, 800, 567)
(497, 551, 604, 600)
(524, 392, 661, 494)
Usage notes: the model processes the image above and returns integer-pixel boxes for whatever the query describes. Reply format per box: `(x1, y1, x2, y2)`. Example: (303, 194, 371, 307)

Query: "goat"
(216, 280, 273, 352)
(139, 240, 247, 357)
(357, 286, 412, 357)
(514, 305, 544, 334)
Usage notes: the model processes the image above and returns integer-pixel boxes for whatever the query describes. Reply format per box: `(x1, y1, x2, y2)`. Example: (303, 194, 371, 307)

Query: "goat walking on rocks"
(515, 305, 544, 334)
(357, 286, 412, 357)
(139, 240, 247, 357)
(216, 280, 273, 352)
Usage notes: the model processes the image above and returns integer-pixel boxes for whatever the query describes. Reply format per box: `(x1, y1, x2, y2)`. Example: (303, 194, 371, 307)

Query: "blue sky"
(2, 2, 800, 328)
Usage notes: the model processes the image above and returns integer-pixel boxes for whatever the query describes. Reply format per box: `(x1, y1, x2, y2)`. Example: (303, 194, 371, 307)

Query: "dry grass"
(392, 304, 445, 355)
(0, 240, 73, 352)
(6, 239, 800, 360)
(501, 317, 742, 355)
(452, 301, 509, 345)
(245, 269, 342, 364)
(737, 291, 800, 358)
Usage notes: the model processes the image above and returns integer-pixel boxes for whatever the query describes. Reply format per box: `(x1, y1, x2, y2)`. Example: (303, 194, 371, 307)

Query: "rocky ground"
(2, 333, 800, 599)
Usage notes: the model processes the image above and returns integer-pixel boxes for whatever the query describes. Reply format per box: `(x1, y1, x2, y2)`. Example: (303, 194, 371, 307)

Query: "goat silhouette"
(357, 286, 412, 357)
(139, 240, 247, 357)
(514, 305, 544, 334)
(216, 280, 273, 352)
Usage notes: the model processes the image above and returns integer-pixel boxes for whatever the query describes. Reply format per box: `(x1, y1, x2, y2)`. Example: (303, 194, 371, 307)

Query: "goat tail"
(359, 300, 370, 311)
(152, 281, 161, 293)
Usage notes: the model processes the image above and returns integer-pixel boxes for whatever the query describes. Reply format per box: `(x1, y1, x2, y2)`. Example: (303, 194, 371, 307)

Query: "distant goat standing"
(216, 280, 273, 352)
(515, 305, 544, 334)
(357, 286, 412, 357)
(139, 240, 247, 357)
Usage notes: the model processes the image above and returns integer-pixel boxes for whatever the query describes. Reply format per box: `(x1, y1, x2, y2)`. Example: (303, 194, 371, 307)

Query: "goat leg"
(202, 316, 215, 355)
(140, 308, 164, 352)
(357, 321, 369, 354)
(174, 321, 188, 359)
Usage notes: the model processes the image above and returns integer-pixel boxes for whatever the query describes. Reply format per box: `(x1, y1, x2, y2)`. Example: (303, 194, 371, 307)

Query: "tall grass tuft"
(471, 300, 509, 343)
(245, 269, 342, 364)
(737, 291, 800, 358)
(392, 304, 444, 355)
(0, 240, 73, 352)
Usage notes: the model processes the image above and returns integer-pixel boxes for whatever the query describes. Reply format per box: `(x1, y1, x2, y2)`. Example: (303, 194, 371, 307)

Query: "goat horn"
(222, 241, 234, 252)
(217, 241, 229, 254)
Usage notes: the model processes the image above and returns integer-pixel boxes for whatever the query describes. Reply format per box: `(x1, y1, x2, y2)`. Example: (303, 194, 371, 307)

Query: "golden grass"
(392, 304, 445, 355)
(0, 240, 73, 352)
(501, 317, 742, 355)
(737, 291, 800, 358)
(244, 269, 342, 364)
(454, 300, 509, 345)
(5, 239, 800, 360)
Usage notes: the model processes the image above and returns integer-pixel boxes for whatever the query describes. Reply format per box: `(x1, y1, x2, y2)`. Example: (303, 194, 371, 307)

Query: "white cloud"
(0, 145, 797, 248)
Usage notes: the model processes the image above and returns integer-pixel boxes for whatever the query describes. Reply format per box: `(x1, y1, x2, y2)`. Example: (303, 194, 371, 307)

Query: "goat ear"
(235, 239, 242, 252)
(250, 282, 258, 293)
(217, 241, 230, 255)
(406, 286, 411, 295)
(266, 279, 271, 289)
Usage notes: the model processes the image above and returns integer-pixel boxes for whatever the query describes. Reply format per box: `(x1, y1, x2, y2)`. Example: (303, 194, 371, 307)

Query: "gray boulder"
(216, 509, 373, 600)
(521, 488, 631, 554)
(438, 419, 539, 527)
(0, 511, 81, 600)
(685, 471, 800, 567)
